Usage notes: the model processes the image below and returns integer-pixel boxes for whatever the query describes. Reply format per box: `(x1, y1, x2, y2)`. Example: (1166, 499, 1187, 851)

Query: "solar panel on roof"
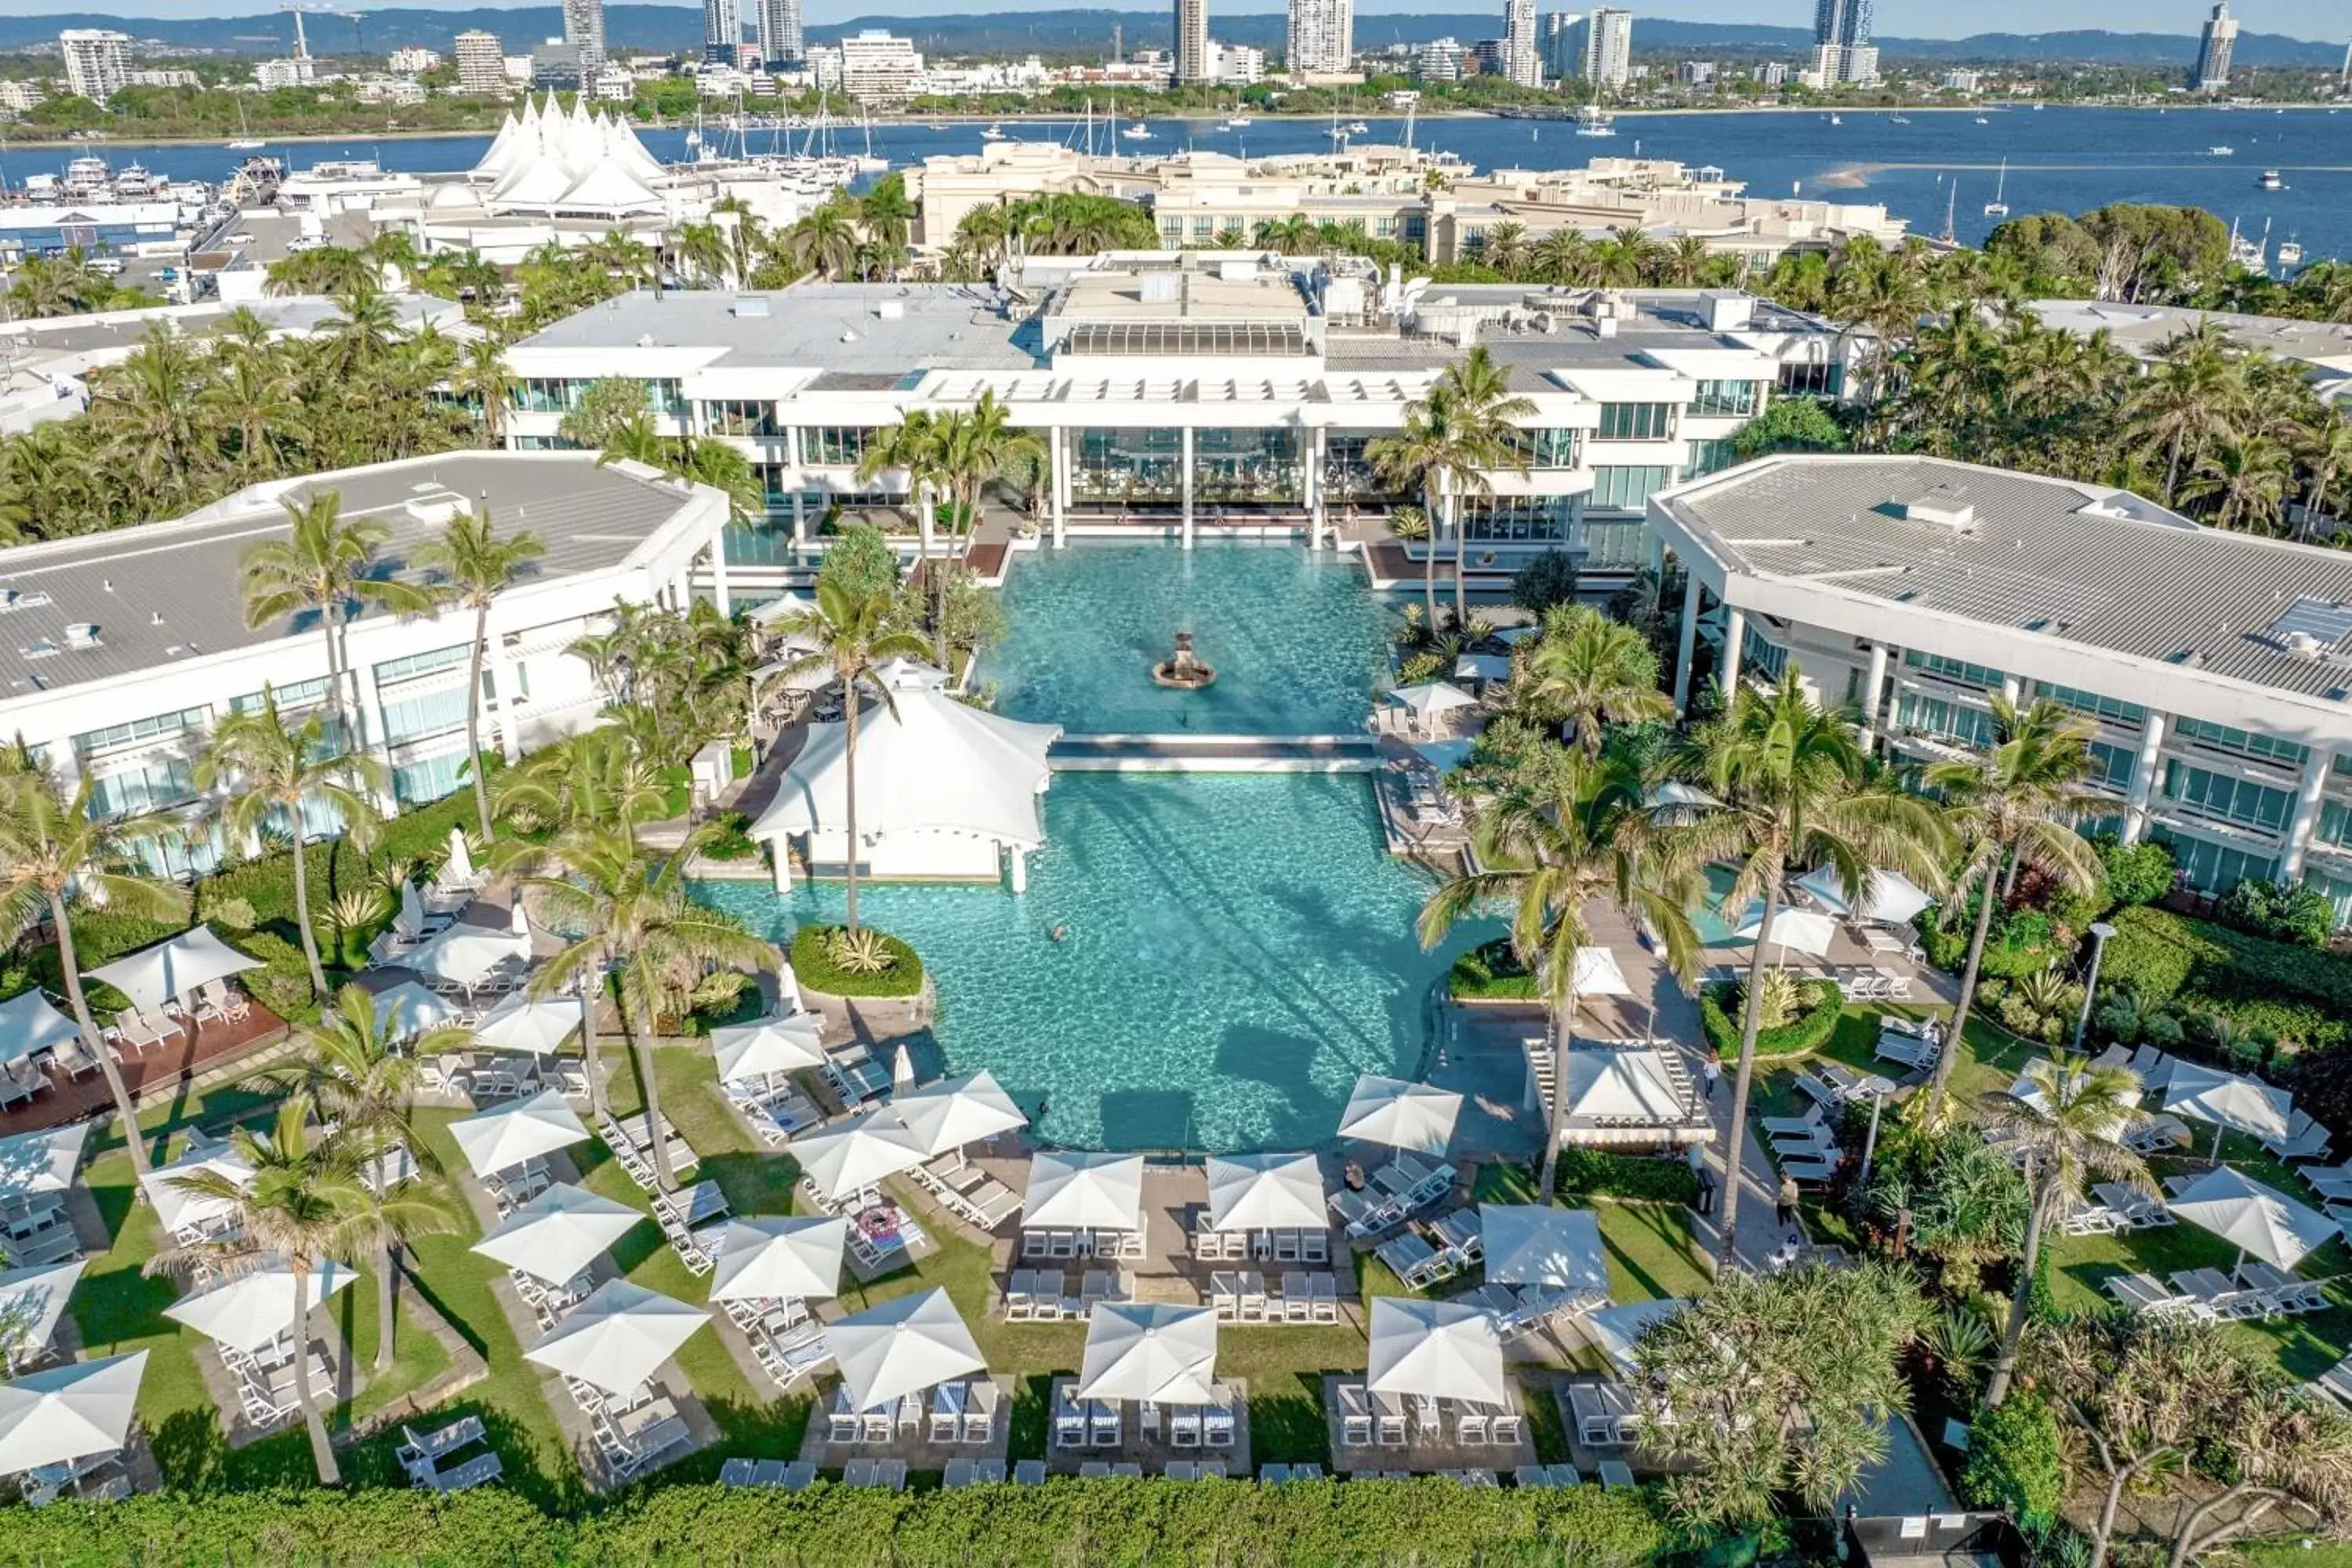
(2269, 596, 2352, 648)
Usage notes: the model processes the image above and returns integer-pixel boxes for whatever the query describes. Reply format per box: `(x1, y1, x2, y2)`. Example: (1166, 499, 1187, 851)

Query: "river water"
(9, 103, 2349, 264)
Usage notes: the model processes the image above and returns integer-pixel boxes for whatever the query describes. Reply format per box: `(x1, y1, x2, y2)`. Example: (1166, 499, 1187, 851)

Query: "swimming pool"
(979, 543, 1393, 735)
(696, 772, 1490, 1152)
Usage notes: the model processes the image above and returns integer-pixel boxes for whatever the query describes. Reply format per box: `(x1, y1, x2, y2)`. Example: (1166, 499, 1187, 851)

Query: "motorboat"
(2278, 238, 2305, 267)
(1122, 122, 1152, 140)
(2257, 169, 2283, 191)
(981, 122, 1007, 141)
(2209, 144, 2235, 156)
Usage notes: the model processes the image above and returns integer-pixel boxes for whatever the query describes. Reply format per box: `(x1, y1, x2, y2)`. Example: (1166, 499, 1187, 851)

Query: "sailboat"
(226, 99, 263, 151)
(1940, 178, 1958, 244)
(2278, 234, 2305, 268)
(1983, 158, 2009, 218)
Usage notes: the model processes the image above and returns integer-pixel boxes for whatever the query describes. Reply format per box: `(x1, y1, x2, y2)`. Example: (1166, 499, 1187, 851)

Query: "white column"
(1720, 604, 1747, 693)
(2001, 674, 2023, 706)
(916, 480, 935, 556)
(708, 542, 731, 618)
(2122, 712, 2169, 846)
(1308, 427, 1327, 548)
(669, 567, 689, 608)
(771, 835, 793, 891)
(1180, 426, 1196, 551)
(1671, 572, 1704, 717)
(347, 654, 397, 813)
(791, 491, 807, 544)
(1857, 641, 1890, 751)
(1008, 844, 1029, 894)
(1644, 527, 1666, 575)
(1050, 426, 1067, 549)
(2281, 750, 2334, 880)
(490, 636, 523, 764)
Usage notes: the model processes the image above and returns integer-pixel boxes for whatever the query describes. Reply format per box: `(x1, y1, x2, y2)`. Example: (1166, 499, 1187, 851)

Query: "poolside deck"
(0, 1002, 289, 1142)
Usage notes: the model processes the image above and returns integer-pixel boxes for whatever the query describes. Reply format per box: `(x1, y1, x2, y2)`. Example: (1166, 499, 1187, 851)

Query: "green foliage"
(2098, 904, 2352, 1052)
(1398, 651, 1446, 684)
(2092, 833, 2176, 908)
(1508, 550, 1580, 614)
(1918, 895, 2066, 982)
(789, 924, 925, 998)
(934, 564, 1009, 662)
(1961, 1393, 2067, 1538)
(815, 524, 902, 604)
(1552, 1145, 1699, 1204)
(1448, 937, 1536, 1000)
(554, 376, 651, 449)
(699, 812, 761, 862)
(208, 895, 258, 931)
(2212, 877, 2336, 949)
(1698, 978, 1843, 1061)
(1731, 396, 1853, 459)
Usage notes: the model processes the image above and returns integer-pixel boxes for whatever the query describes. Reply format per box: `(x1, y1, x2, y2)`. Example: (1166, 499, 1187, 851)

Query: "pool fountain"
(1151, 630, 1217, 691)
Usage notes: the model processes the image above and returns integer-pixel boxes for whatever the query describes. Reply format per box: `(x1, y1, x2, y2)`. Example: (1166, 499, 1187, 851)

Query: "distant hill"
(0, 6, 2342, 70)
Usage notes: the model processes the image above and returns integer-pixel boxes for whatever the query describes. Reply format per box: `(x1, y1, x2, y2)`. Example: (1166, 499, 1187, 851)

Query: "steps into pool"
(1048, 734, 1379, 773)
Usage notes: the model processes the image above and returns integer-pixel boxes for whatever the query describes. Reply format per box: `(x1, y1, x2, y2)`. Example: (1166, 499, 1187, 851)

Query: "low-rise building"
(390, 46, 442, 75)
(2025, 298, 2352, 409)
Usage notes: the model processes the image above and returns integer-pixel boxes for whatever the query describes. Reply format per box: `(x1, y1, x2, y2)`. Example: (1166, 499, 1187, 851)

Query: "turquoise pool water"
(979, 543, 1392, 735)
(696, 773, 1490, 1152)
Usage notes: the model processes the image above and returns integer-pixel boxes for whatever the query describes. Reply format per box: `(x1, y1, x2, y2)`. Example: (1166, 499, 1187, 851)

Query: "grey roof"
(1661, 456, 2352, 701)
(0, 452, 697, 695)
(0, 294, 457, 364)
(514, 283, 1043, 373)
(2027, 299, 2352, 368)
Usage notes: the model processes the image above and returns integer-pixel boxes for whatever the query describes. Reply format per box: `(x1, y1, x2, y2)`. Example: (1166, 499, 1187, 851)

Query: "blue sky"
(15, 0, 2346, 39)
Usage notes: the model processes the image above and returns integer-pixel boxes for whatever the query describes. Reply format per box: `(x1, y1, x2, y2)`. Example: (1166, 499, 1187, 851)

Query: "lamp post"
(1857, 1080, 1890, 1188)
(2071, 919, 2118, 1054)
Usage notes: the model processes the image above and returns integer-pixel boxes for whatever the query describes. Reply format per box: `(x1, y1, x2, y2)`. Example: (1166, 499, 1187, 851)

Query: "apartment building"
(58, 31, 130, 103)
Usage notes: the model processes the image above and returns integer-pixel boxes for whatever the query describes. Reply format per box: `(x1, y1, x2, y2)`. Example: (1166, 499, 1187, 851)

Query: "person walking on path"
(1686, 1141, 1715, 1214)
(1776, 1171, 1801, 1227)
(1700, 1051, 1722, 1102)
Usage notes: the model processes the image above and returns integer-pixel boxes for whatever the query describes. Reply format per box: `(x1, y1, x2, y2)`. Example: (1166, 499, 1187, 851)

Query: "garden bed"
(789, 924, 927, 999)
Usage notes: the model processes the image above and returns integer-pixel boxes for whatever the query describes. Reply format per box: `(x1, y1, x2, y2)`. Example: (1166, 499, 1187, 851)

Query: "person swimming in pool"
(1050, 924, 1069, 942)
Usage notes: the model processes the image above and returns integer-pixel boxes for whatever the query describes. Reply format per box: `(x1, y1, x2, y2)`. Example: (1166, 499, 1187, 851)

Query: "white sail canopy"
(0, 1260, 86, 1367)
(1075, 1303, 1218, 1405)
(0, 1352, 148, 1476)
(1795, 866, 1936, 925)
(0, 1123, 89, 1204)
(1478, 1205, 1609, 1290)
(0, 992, 82, 1066)
(825, 1287, 986, 1412)
(472, 91, 668, 217)
(88, 927, 260, 1012)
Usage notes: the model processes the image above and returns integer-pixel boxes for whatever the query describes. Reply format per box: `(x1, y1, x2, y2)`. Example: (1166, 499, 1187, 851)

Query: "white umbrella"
(470, 993, 583, 1057)
(0, 1123, 89, 1205)
(446, 827, 476, 884)
(1478, 1205, 1609, 1291)
(1204, 1152, 1327, 1232)
(1024, 1150, 1145, 1232)
(1723, 904, 1840, 957)
(0, 1260, 85, 1367)
(368, 980, 463, 1039)
(2165, 1062, 2294, 1148)
(1410, 739, 1475, 772)
(139, 1133, 254, 1239)
(510, 900, 532, 938)
(1795, 866, 1936, 926)
(710, 1014, 826, 1083)
(165, 1259, 357, 1354)
(1386, 682, 1479, 724)
(1646, 781, 1719, 812)
(825, 1287, 986, 1412)
(708, 1217, 850, 1304)
(1075, 1303, 1218, 1405)
(406, 924, 530, 990)
(1581, 1298, 1687, 1377)
(1571, 947, 1635, 999)
(1453, 653, 1512, 684)
(891, 1070, 1027, 1156)
(397, 881, 430, 941)
(790, 1109, 930, 1203)
(892, 1045, 916, 1091)
(470, 1183, 642, 1285)
(2166, 1166, 2339, 1271)
(88, 927, 261, 1014)
(0, 992, 82, 1067)
(1365, 1298, 1508, 1406)
(1336, 1075, 1464, 1155)
(525, 1279, 709, 1399)
(0, 1352, 147, 1476)
(449, 1089, 590, 1178)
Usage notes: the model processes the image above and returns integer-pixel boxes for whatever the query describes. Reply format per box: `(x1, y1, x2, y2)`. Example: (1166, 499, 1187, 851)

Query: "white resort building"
(1650, 454, 2352, 922)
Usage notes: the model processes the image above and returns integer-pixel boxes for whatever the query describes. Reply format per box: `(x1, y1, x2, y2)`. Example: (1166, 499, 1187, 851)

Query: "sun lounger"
(1762, 1105, 1830, 1140)
(2123, 1115, 2193, 1155)
(1777, 1152, 1838, 1185)
(2104, 1271, 2187, 1315)
(2238, 1262, 2333, 1316)
(1569, 1381, 1637, 1447)
(2127, 1046, 2176, 1093)
(1597, 1460, 1636, 1490)
(2266, 1111, 2334, 1164)
(2092, 1181, 2171, 1229)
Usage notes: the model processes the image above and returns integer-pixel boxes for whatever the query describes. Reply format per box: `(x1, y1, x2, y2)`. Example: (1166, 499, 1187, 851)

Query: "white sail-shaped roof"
(469, 92, 676, 219)
(560, 162, 662, 216)
(476, 111, 524, 183)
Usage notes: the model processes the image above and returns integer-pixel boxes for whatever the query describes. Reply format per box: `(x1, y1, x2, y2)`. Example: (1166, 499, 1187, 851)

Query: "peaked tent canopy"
(88, 927, 260, 1013)
(1204, 1152, 1327, 1232)
(1074, 1303, 1219, 1406)
(0, 1352, 148, 1476)
(824, 1287, 987, 1412)
(0, 991, 82, 1066)
(1561, 1045, 1692, 1127)
(1365, 1298, 1507, 1406)
(1794, 866, 1936, 926)
(524, 1279, 710, 1399)
(1336, 1076, 1464, 1155)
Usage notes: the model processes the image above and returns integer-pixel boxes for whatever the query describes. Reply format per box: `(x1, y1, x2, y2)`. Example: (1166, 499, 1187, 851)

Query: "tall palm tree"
(771, 581, 930, 934)
(1368, 347, 1535, 622)
(239, 492, 434, 746)
(0, 775, 190, 1179)
(198, 350, 302, 480)
(259, 984, 467, 1373)
(414, 510, 546, 843)
(1922, 697, 2105, 1105)
(1672, 671, 1949, 1266)
(196, 688, 388, 999)
(2182, 432, 2296, 533)
(450, 339, 516, 447)
(1419, 742, 1701, 1196)
(935, 393, 1045, 662)
(1517, 604, 1674, 753)
(2291, 412, 2352, 535)
(1977, 1051, 2148, 1407)
(518, 820, 772, 1185)
(2128, 325, 2249, 503)
(488, 725, 670, 842)
(856, 410, 949, 655)
(786, 202, 862, 281)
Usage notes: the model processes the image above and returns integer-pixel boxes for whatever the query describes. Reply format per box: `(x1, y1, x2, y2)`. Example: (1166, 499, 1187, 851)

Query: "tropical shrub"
(2091, 833, 2175, 908)
(2212, 877, 2335, 949)
(1698, 978, 1842, 1060)
(1509, 550, 1580, 613)
(815, 523, 902, 602)
(790, 924, 925, 998)
(699, 812, 761, 862)
(1960, 1393, 2067, 1538)
(1449, 937, 1537, 1000)
(2096, 905, 2352, 1052)
(1553, 1145, 1699, 1204)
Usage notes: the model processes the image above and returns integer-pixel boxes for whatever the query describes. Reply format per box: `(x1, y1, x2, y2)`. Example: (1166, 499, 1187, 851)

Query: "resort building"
(2025, 299, 2352, 412)
(1649, 454, 2352, 922)
(0, 452, 730, 876)
(501, 262, 1855, 598)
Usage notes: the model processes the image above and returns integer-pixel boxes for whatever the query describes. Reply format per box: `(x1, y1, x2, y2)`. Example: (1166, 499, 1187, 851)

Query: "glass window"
(1743, 626, 1789, 681)
(1073, 426, 1184, 505)
(699, 399, 779, 438)
(377, 686, 470, 746)
(88, 756, 197, 819)
(131, 822, 224, 881)
(2085, 740, 2136, 792)
(392, 751, 470, 808)
(1458, 496, 1570, 543)
(2161, 760, 2293, 833)
(2318, 797, 2352, 851)
(1680, 437, 1737, 481)
(231, 677, 333, 715)
(1192, 216, 1215, 240)
(2171, 716, 2308, 768)
(72, 706, 208, 762)
(1588, 465, 1672, 512)
(1597, 403, 1672, 441)
(2150, 826, 2276, 898)
(798, 426, 881, 466)
(1514, 428, 1581, 469)
(2044, 683, 2147, 726)
(1690, 379, 1759, 418)
(2303, 868, 2352, 934)
(1195, 427, 1303, 503)
(372, 644, 472, 685)
(1323, 434, 1412, 503)
(1896, 691, 1997, 749)
(1577, 517, 1646, 569)
(1904, 650, 2005, 689)
(1777, 361, 1842, 398)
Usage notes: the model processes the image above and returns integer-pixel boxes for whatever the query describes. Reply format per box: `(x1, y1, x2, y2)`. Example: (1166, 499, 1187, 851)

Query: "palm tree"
(786, 202, 862, 281)
(2128, 325, 2248, 503)
(198, 350, 302, 480)
(1922, 698, 2105, 1105)
(196, 688, 388, 1000)
(488, 725, 670, 841)
(770, 581, 931, 934)
(1672, 671, 1949, 1266)
(260, 984, 467, 1373)
(1367, 347, 1535, 622)
(670, 220, 734, 288)
(2182, 432, 2296, 533)
(1419, 742, 1701, 1196)
(239, 492, 434, 746)
(934, 393, 1045, 663)
(2291, 412, 2352, 535)
(1517, 604, 1674, 753)
(1976, 1051, 2148, 1407)
(451, 339, 517, 446)
(518, 821, 772, 1184)
(856, 410, 949, 652)
(0, 775, 190, 1178)
(414, 510, 546, 844)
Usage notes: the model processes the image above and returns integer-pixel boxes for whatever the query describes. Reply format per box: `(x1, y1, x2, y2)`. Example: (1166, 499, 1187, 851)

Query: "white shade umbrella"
(2166, 1166, 2339, 1271)
(792, 1109, 931, 1202)
(2165, 1062, 2294, 1144)
(1024, 1150, 1145, 1232)
(139, 1133, 254, 1239)
(1795, 866, 1936, 925)
(891, 1070, 1027, 1156)
(165, 1260, 357, 1354)
(1582, 1298, 1687, 1377)
(406, 924, 530, 990)
(0, 1352, 147, 1476)
(1336, 1075, 1464, 1155)
(87, 927, 260, 1013)
(1453, 653, 1512, 684)
(708, 1217, 850, 1304)
(1571, 947, 1635, 999)
(510, 900, 531, 938)
(470, 993, 583, 1057)
(450, 1089, 590, 1178)
(892, 1045, 916, 1091)
(710, 1014, 826, 1083)
(1075, 1303, 1218, 1405)
(0, 1260, 85, 1366)
(525, 1279, 709, 1399)
(446, 827, 476, 884)
(470, 1183, 642, 1285)
(368, 980, 463, 1039)
(1410, 739, 1475, 772)
(397, 880, 429, 940)
(1479, 1205, 1609, 1290)
(1562, 1045, 1693, 1125)
(1386, 682, 1479, 724)
(0, 1123, 89, 1204)
(0, 992, 82, 1066)
(825, 1287, 986, 1411)
(1366, 1298, 1508, 1406)
(1205, 1152, 1327, 1232)
(1723, 904, 1840, 957)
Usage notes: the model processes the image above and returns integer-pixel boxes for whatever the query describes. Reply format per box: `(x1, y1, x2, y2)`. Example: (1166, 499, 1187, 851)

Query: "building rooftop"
(513, 283, 1041, 373)
(1658, 455, 2352, 702)
(0, 452, 702, 697)
(0, 294, 460, 369)
(2027, 298, 2352, 373)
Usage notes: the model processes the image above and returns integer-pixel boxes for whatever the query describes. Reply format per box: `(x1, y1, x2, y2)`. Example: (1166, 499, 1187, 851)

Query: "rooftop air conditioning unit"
(63, 622, 100, 648)
(872, 299, 904, 320)
(1902, 490, 1976, 529)
(2286, 630, 2325, 659)
(731, 297, 770, 318)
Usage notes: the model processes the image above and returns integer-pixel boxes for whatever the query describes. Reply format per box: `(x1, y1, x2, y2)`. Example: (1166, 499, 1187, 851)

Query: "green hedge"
(1450, 938, 1537, 1000)
(1698, 978, 1843, 1061)
(1958, 1394, 2065, 1539)
(790, 924, 927, 999)
(0, 1475, 1668, 1568)
(2099, 905, 2352, 1053)
(1554, 1145, 1700, 1204)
